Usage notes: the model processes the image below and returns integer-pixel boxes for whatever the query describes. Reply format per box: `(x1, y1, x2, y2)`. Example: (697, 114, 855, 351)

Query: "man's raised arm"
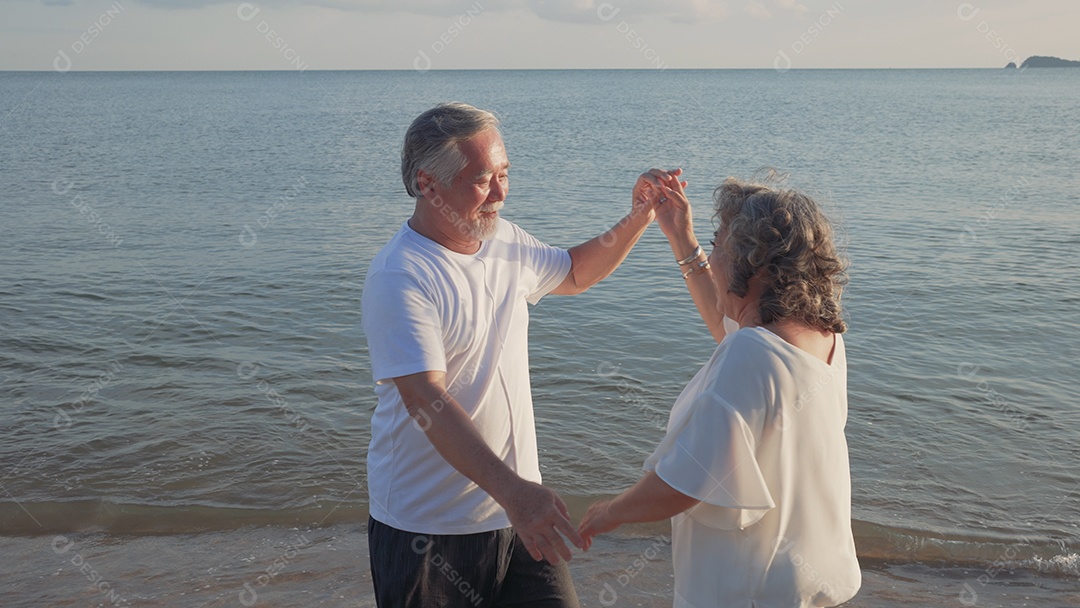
(550, 177, 657, 295)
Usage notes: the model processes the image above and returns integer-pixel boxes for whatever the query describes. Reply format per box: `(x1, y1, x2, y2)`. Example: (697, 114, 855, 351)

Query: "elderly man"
(362, 102, 655, 606)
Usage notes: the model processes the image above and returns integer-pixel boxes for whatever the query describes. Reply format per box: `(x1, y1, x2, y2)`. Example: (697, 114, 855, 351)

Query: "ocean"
(1, 69, 1078, 606)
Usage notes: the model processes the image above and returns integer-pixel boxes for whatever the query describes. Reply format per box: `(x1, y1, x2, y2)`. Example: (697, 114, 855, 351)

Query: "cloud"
(742, 1, 770, 19)
(138, 0, 217, 6)
(774, 0, 808, 16)
(126, 0, 729, 23)
(131, 0, 508, 12)
(529, 0, 728, 23)
(326, 0, 514, 15)
(527, 0, 605, 22)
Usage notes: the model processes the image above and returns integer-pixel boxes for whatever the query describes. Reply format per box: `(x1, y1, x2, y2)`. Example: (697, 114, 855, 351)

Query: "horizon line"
(0, 66, 1047, 73)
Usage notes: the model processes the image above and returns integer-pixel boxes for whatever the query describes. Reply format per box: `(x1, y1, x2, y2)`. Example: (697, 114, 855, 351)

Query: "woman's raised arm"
(645, 169, 728, 344)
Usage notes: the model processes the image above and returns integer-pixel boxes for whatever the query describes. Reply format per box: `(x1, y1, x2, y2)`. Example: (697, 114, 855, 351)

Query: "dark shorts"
(368, 516, 580, 608)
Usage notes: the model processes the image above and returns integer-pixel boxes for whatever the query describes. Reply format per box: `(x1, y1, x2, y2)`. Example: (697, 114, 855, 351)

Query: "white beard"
(462, 202, 503, 240)
(469, 218, 498, 240)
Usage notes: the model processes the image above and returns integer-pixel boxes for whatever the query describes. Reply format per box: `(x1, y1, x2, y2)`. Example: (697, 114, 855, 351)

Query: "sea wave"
(2, 499, 1076, 579)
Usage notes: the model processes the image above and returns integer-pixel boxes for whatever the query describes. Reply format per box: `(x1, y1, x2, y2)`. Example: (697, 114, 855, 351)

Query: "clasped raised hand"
(637, 168, 695, 243)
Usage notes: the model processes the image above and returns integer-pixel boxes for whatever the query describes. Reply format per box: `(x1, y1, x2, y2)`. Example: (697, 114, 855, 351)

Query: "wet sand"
(4, 523, 1079, 607)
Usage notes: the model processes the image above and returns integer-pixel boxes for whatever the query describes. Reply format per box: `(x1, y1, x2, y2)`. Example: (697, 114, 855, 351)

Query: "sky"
(1, 0, 1077, 70)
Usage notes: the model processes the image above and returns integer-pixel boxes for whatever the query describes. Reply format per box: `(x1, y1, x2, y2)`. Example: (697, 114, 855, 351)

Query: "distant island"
(1008, 56, 1080, 68)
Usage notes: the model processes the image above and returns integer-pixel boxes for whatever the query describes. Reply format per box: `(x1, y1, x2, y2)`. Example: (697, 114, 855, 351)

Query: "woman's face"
(708, 226, 734, 317)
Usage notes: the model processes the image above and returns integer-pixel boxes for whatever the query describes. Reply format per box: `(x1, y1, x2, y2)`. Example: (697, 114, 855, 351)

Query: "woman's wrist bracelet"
(676, 245, 703, 266)
(682, 259, 711, 279)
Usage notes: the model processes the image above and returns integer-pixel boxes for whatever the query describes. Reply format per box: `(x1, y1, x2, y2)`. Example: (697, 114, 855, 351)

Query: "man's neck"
(407, 212, 481, 255)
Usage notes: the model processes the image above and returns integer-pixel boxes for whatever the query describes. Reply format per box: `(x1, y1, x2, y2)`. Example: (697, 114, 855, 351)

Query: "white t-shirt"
(645, 325, 861, 608)
(361, 218, 571, 535)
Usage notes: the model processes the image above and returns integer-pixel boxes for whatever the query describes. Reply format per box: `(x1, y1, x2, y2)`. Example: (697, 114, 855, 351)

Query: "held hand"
(631, 172, 664, 222)
(503, 480, 584, 564)
(634, 168, 684, 209)
(648, 169, 694, 242)
(577, 499, 621, 552)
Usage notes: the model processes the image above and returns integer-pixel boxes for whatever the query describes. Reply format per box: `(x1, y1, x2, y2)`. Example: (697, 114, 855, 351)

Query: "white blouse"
(645, 323, 861, 608)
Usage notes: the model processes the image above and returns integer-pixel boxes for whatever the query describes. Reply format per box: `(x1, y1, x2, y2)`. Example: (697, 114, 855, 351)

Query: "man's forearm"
(555, 210, 652, 295)
(394, 371, 584, 562)
(397, 375, 520, 505)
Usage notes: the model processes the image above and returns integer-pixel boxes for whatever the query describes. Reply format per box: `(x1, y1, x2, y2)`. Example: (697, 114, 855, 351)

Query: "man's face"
(427, 128, 510, 242)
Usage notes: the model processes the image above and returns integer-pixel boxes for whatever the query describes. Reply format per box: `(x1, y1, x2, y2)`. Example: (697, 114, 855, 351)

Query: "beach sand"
(4, 522, 1079, 607)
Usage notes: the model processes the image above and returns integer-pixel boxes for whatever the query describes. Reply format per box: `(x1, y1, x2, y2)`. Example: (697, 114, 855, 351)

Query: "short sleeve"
(652, 393, 775, 530)
(512, 225, 570, 305)
(361, 270, 446, 384)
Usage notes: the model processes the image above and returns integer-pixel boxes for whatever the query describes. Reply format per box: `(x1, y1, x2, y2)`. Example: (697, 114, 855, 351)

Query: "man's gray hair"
(401, 102, 501, 198)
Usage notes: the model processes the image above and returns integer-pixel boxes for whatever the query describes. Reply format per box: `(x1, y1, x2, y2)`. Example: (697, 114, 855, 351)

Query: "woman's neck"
(761, 318, 836, 364)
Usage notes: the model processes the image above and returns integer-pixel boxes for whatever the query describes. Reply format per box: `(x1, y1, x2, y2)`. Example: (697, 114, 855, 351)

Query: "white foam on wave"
(1026, 553, 1080, 577)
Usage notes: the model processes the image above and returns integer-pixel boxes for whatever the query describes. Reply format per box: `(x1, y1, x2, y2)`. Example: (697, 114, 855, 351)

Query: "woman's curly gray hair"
(714, 172, 849, 334)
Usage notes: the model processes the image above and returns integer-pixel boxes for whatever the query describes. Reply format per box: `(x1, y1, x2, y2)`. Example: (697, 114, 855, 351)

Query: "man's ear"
(416, 170, 436, 198)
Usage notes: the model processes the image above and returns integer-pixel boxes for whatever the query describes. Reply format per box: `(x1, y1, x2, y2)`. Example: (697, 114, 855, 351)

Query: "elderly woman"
(579, 169, 861, 607)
